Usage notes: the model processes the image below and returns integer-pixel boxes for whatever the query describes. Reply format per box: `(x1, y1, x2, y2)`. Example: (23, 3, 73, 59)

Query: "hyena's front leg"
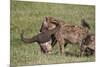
(55, 32, 65, 54)
(59, 39, 64, 54)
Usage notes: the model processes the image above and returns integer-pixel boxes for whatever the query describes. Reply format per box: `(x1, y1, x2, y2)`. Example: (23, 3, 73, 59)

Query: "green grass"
(10, 1, 95, 66)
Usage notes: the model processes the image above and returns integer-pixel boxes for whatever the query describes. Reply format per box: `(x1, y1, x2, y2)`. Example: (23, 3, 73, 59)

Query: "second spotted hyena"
(83, 34, 95, 56)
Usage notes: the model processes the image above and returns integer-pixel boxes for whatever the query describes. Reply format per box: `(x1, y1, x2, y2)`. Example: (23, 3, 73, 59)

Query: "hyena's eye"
(52, 20, 58, 23)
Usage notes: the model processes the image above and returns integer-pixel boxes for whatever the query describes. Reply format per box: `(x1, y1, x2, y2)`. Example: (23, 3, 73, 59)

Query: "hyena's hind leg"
(79, 39, 86, 56)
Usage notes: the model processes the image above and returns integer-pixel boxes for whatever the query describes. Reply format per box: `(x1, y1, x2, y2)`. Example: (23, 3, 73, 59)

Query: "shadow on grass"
(64, 51, 79, 57)
(50, 51, 79, 57)
(64, 50, 95, 57)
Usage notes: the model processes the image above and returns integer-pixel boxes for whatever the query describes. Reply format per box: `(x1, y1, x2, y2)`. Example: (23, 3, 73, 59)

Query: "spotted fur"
(40, 16, 90, 55)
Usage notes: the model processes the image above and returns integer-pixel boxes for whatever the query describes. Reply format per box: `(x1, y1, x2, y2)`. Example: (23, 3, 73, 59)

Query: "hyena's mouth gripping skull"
(40, 16, 58, 32)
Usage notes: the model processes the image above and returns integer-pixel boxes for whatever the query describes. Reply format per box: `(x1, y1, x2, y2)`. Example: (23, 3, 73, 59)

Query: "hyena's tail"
(81, 19, 90, 30)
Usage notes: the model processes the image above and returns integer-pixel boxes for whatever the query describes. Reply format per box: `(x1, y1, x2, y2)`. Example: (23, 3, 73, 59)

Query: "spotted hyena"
(40, 16, 90, 56)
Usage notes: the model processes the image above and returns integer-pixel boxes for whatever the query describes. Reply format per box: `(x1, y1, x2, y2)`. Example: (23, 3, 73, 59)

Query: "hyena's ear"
(43, 16, 48, 26)
(44, 16, 48, 21)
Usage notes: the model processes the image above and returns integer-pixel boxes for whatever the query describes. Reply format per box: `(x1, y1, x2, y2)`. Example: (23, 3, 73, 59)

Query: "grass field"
(10, 1, 95, 66)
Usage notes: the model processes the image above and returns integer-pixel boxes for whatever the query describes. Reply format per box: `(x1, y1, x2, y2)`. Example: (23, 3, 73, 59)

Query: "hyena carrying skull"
(40, 16, 90, 56)
(21, 20, 61, 54)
